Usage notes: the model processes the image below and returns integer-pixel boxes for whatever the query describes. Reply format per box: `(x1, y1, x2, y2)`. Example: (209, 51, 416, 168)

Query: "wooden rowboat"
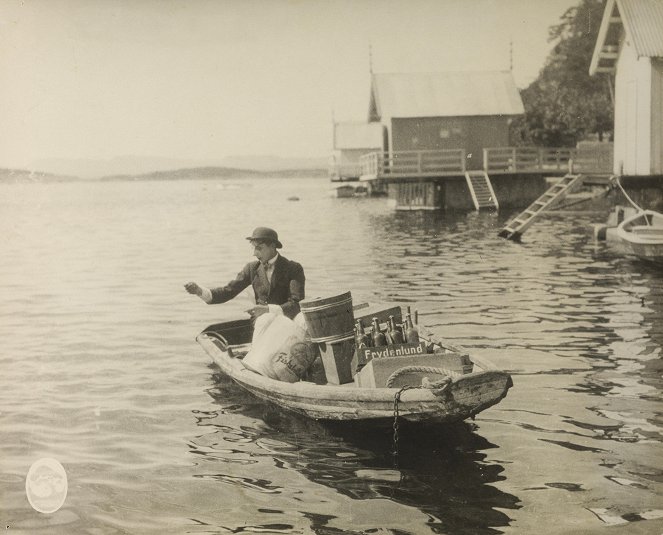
(615, 209, 663, 264)
(196, 315, 513, 424)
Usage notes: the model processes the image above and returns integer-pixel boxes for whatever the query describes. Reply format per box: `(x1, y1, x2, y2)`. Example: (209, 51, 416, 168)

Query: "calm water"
(1, 177, 662, 534)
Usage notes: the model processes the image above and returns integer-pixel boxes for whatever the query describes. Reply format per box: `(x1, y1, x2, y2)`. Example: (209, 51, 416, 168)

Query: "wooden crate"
(354, 351, 473, 388)
(357, 341, 427, 363)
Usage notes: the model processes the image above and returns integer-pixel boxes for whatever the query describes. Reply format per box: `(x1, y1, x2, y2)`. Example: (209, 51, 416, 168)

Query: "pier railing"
(358, 146, 611, 179)
(483, 147, 575, 173)
(360, 149, 466, 178)
(570, 142, 614, 174)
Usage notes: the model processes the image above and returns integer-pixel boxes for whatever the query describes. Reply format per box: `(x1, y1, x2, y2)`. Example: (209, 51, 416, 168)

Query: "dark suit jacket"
(209, 255, 305, 319)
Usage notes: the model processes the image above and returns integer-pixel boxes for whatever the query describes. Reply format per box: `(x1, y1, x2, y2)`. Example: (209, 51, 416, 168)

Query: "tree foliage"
(512, 0, 613, 147)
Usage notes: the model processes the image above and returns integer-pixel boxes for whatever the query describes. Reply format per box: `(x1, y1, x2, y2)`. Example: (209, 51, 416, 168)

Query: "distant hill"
(101, 166, 263, 181)
(264, 168, 328, 178)
(34, 154, 329, 179)
(0, 165, 328, 183)
(0, 168, 80, 183)
(220, 155, 329, 171)
(101, 166, 327, 181)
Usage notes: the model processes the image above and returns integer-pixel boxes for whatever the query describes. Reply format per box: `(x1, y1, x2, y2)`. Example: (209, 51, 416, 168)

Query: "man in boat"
(184, 227, 305, 320)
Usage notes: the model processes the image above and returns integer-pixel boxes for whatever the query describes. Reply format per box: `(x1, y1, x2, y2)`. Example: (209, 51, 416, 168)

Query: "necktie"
(262, 262, 272, 284)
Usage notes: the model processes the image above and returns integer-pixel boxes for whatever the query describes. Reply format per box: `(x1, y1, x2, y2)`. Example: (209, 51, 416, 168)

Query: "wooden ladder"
(498, 173, 584, 240)
(464, 171, 499, 210)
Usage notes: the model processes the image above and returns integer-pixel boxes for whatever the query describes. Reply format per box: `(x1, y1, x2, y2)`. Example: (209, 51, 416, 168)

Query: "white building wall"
(635, 57, 652, 175)
(331, 148, 377, 179)
(614, 40, 653, 175)
(338, 148, 373, 166)
(651, 59, 663, 174)
(614, 44, 632, 174)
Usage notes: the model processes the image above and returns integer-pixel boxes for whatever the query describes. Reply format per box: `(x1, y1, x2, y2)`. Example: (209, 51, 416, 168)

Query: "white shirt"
(262, 253, 278, 284)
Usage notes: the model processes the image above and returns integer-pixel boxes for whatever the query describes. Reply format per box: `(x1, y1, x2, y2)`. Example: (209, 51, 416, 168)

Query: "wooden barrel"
(299, 292, 355, 343)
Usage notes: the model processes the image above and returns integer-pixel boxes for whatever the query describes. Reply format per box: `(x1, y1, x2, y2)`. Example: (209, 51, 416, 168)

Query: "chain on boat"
(391, 369, 455, 461)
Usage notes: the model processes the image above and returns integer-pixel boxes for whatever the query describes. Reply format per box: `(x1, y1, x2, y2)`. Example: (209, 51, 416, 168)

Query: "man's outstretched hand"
(184, 282, 203, 296)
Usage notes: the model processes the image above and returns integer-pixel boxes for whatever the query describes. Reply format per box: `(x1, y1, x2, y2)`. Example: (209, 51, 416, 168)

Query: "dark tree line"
(511, 0, 614, 147)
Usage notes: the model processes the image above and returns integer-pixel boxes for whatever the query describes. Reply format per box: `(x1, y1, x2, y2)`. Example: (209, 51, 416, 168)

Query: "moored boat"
(333, 183, 368, 198)
(196, 311, 513, 425)
(615, 209, 663, 263)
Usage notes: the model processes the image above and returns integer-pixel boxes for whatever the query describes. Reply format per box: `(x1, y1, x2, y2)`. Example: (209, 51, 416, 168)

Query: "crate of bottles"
(356, 341, 427, 363)
(353, 308, 422, 366)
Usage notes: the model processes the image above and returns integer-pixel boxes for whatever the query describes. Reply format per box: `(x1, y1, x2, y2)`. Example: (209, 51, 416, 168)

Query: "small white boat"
(615, 209, 663, 263)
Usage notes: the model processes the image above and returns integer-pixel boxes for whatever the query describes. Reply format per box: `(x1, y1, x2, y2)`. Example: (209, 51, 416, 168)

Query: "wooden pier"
(358, 146, 609, 210)
(360, 146, 574, 180)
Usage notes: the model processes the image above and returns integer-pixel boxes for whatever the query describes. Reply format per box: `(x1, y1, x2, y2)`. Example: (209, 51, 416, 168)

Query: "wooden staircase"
(498, 173, 584, 240)
(465, 171, 499, 210)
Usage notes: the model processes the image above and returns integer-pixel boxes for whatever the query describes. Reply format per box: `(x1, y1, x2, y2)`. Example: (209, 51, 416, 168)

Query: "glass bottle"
(371, 317, 387, 347)
(354, 326, 363, 348)
(355, 319, 371, 348)
(404, 313, 419, 344)
(388, 315, 404, 344)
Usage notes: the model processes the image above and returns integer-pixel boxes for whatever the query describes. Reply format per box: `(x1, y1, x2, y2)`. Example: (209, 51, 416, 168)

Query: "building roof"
(590, 0, 663, 75)
(333, 122, 384, 150)
(368, 71, 524, 120)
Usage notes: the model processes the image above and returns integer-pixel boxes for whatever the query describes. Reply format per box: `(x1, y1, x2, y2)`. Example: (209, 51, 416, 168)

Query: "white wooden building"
(590, 0, 663, 176)
(330, 122, 385, 181)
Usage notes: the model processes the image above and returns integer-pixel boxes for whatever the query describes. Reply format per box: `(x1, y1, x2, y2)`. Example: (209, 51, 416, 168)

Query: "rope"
(421, 376, 452, 395)
(386, 365, 462, 388)
(613, 176, 644, 212)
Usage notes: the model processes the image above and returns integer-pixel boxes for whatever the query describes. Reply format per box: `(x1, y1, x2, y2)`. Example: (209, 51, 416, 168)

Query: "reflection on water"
(1, 178, 662, 533)
(194, 371, 520, 534)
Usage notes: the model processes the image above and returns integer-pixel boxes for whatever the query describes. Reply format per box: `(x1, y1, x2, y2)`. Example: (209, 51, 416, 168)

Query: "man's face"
(251, 240, 277, 263)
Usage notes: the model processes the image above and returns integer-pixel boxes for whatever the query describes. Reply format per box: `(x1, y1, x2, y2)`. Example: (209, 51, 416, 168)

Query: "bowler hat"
(246, 227, 283, 248)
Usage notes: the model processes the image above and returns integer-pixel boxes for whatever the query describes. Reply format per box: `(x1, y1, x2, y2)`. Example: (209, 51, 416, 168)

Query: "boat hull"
(197, 331, 512, 424)
(616, 210, 663, 263)
(622, 241, 663, 263)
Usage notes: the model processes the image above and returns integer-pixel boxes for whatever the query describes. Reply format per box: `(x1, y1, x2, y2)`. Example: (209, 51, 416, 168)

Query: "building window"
(439, 128, 450, 139)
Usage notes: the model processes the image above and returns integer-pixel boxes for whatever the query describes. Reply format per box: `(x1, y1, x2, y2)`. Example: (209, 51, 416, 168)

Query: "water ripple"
(1, 179, 661, 534)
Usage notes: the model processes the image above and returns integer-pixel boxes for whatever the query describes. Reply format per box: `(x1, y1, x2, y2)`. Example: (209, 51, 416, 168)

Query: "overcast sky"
(0, 0, 579, 170)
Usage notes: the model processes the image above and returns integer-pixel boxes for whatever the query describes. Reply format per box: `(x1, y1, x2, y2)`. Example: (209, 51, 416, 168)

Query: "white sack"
(242, 313, 314, 382)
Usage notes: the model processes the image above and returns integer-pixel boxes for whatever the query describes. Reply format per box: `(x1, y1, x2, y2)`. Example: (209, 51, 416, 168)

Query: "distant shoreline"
(0, 166, 328, 183)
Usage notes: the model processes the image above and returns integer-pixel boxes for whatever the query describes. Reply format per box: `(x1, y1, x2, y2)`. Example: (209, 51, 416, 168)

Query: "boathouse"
(360, 71, 575, 210)
(330, 121, 385, 181)
(367, 71, 524, 171)
(590, 0, 663, 177)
